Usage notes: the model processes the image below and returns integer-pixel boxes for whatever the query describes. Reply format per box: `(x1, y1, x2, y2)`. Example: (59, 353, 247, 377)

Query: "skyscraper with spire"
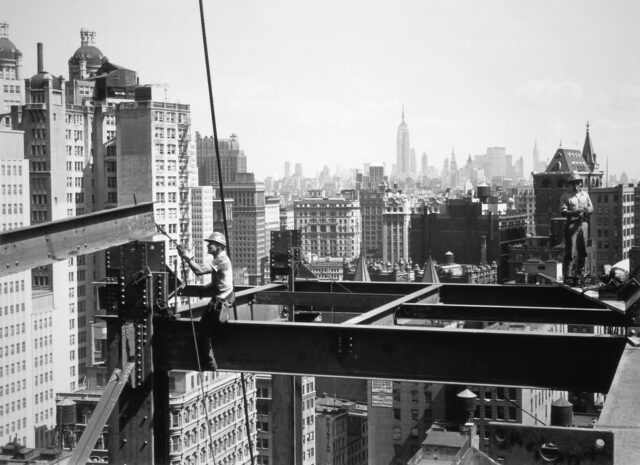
(449, 149, 458, 188)
(395, 108, 410, 180)
(532, 139, 546, 172)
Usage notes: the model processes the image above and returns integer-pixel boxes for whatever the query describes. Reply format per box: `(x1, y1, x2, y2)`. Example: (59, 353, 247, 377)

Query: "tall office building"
(0, 23, 24, 127)
(382, 192, 411, 264)
(190, 186, 215, 284)
(13, 43, 78, 416)
(449, 150, 459, 188)
(360, 188, 386, 259)
(256, 375, 316, 465)
(116, 92, 196, 272)
(395, 110, 410, 180)
(532, 140, 545, 173)
(294, 189, 361, 260)
(265, 196, 281, 237)
(590, 184, 637, 274)
(0, 128, 41, 447)
(224, 173, 267, 285)
(315, 396, 368, 465)
(197, 132, 247, 186)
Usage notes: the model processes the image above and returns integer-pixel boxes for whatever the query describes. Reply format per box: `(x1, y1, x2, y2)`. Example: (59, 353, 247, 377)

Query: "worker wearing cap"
(560, 172, 593, 283)
(177, 231, 234, 371)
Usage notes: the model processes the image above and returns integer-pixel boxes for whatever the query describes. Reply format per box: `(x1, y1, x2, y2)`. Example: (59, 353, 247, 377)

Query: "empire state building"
(396, 110, 410, 179)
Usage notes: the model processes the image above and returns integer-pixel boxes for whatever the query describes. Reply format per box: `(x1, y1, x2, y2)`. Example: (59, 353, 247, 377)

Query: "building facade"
(223, 173, 267, 285)
(255, 375, 316, 465)
(590, 184, 638, 274)
(294, 190, 361, 260)
(0, 23, 24, 128)
(197, 132, 247, 187)
(116, 97, 195, 272)
(382, 193, 411, 264)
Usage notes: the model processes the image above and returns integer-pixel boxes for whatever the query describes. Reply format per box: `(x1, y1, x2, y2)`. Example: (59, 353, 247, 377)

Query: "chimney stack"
(480, 236, 487, 265)
(37, 42, 43, 74)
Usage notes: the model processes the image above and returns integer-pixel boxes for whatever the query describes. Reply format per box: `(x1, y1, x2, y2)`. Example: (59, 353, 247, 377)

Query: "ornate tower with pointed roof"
(532, 124, 604, 241)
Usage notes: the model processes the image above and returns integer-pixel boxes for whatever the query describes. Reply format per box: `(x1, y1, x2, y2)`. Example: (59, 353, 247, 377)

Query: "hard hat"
(205, 231, 226, 247)
(567, 172, 583, 184)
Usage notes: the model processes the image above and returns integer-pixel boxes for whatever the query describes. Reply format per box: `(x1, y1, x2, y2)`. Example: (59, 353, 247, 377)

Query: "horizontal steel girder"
(253, 291, 399, 311)
(153, 318, 626, 393)
(0, 202, 155, 277)
(396, 303, 631, 326)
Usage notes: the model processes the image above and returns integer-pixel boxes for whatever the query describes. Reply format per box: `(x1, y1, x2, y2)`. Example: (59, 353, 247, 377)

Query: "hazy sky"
(5, 0, 640, 180)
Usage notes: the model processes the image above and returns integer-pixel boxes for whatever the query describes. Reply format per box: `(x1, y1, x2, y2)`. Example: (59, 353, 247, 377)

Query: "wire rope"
(197, 0, 255, 462)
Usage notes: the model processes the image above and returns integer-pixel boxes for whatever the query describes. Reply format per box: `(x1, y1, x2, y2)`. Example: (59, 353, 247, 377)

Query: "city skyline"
(4, 0, 640, 180)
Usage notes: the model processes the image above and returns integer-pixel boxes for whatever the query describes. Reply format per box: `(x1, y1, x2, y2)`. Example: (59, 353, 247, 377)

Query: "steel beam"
(253, 291, 398, 311)
(597, 345, 640, 464)
(343, 284, 441, 325)
(69, 362, 135, 465)
(293, 280, 435, 295)
(178, 282, 286, 303)
(487, 423, 614, 464)
(437, 283, 608, 309)
(0, 202, 155, 277)
(154, 319, 626, 393)
(395, 303, 630, 326)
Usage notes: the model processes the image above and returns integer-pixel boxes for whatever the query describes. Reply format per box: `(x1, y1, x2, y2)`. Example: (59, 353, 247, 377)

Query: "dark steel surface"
(293, 280, 436, 295)
(597, 345, 640, 465)
(253, 291, 398, 311)
(438, 283, 607, 308)
(344, 285, 441, 324)
(154, 318, 625, 393)
(396, 303, 630, 326)
(487, 423, 614, 464)
(0, 202, 155, 277)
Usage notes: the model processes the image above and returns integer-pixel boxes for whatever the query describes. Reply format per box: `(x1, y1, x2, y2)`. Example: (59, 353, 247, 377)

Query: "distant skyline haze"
(5, 0, 640, 180)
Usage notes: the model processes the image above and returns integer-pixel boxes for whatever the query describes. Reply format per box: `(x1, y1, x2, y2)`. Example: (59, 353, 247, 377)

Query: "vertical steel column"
(271, 375, 303, 464)
(271, 248, 304, 464)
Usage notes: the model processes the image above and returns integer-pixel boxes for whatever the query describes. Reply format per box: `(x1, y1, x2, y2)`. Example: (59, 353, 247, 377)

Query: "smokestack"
(37, 42, 43, 74)
(480, 236, 487, 265)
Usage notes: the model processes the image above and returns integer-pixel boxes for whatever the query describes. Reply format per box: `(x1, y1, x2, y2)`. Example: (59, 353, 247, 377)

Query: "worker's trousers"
(198, 294, 235, 371)
(563, 221, 588, 279)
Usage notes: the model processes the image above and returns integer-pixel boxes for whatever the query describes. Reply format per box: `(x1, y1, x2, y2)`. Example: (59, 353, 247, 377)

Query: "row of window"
(1, 361, 27, 377)
(34, 354, 52, 367)
(3, 84, 21, 94)
(154, 111, 189, 124)
(0, 379, 26, 397)
(1, 184, 23, 195)
(0, 164, 22, 176)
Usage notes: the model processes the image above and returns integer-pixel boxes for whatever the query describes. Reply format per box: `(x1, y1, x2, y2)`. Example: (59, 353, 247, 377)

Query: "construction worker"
(177, 231, 234, 371)
(560, 172, 593, 284)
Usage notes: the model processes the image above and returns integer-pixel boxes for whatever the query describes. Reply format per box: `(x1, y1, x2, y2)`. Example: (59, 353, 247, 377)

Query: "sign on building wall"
(371, 379, 393, 408)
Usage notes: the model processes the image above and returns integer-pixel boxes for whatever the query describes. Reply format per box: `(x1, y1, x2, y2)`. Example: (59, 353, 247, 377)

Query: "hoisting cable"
(157, 223, 217, 463)
(198, 0, 255, 463)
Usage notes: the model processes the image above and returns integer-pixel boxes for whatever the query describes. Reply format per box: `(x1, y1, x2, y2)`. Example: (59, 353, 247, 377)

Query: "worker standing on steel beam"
(177, 231, 234, 371)
(560, 171, 593, 285)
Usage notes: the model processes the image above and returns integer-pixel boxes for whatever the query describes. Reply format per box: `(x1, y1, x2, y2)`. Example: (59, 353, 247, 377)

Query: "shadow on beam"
(154, 318, 626, 393)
